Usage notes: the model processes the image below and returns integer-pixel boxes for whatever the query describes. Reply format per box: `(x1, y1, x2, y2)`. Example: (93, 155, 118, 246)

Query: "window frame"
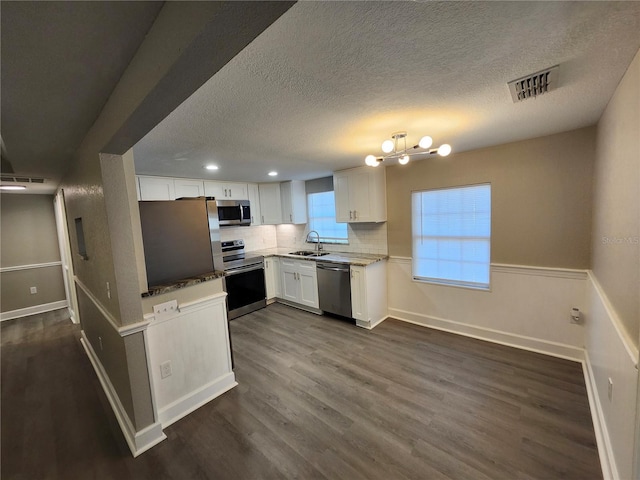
(411, 183, 492, 291)
(306, 190, 349, 245)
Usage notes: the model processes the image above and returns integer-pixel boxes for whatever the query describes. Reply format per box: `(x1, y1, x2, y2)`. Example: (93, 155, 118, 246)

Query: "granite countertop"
(141, 270, 225, 298)
(251, 247, 388, 267)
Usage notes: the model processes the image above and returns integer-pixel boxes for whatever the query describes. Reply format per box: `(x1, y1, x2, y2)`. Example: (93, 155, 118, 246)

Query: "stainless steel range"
(222, 239, 266, 319)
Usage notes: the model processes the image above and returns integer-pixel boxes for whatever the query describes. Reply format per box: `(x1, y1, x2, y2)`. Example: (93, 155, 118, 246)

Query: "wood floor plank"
(2, 304, 602, 479)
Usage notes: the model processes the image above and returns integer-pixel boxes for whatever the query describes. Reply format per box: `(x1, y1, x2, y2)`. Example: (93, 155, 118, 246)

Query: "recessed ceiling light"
(205, 165, 219, 171)
(268, 171, 278, 177)
(0, 185, 26, 191)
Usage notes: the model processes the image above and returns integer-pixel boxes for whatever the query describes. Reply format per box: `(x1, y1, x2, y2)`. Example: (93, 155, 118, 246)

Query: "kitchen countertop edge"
(251, 247, 388, 267)
(141, 270, 225, 298)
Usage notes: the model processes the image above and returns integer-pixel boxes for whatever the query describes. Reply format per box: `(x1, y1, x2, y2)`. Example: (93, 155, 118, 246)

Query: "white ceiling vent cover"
(0, 175, 46, 184)
(508, 65, 559, 103)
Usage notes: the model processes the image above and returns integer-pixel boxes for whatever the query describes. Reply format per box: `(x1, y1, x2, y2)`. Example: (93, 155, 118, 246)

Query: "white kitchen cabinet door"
(264, 256, 281, 301)
(297, 261, 318, 309)
(247, 183, 262, 226)
(203, 181, 225, 199)
(350, 265, 366, 321)
(280, 180, 307, 224)
(333, 167, 386, 223)
(225, 182, 248, 200)
(204, 181, 248, 200)
(174, 179, 204, 198)
(258, 183, 283, 224)
(334, 173, 351, 223)
(278, 258, 318, 309)
(280, 259, 299, 303)
(350, 261, 387, 329)
(138, 176, 176, 200)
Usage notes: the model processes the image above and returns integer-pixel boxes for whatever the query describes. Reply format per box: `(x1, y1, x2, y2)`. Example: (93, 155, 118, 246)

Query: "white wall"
(585, 47, 640, 480)
(388, 258, 586, 361)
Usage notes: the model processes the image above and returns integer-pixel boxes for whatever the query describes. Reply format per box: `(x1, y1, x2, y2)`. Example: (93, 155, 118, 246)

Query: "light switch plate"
(153, 300, 179, 318)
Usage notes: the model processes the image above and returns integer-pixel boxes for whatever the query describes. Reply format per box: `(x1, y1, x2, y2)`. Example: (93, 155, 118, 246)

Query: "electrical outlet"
(30, 286, 37, 294)
(153, 300, 179, 318)
(160, 361, 172, 379)
(98, 336, 103, 351)
(106, 282, 111, 299)
(607, 377, 613, 401)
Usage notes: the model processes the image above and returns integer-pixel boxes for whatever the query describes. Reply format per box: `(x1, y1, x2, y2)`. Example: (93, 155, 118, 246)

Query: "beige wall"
(591, 48, 640, 348)
(386, 127, 596, 269)
(1, 194, 61, 266)
(0, 194, 66, 313)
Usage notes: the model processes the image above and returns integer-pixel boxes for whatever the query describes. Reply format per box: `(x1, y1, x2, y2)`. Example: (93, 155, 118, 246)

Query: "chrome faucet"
(306, 230, 322, 253)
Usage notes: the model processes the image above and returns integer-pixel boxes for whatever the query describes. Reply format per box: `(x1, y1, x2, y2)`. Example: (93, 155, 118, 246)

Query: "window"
(307, 191, 348, 244)
(412, 184, 491, 289)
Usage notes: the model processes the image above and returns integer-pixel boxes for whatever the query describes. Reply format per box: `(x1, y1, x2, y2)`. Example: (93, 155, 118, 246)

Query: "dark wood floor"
(2, 304, 602, 479)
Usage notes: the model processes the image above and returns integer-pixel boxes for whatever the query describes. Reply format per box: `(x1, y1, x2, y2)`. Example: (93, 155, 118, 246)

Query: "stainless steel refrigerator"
(138, 198, 223, 287)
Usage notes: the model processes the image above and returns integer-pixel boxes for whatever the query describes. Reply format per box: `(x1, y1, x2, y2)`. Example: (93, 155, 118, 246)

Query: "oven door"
(224, 264, 266, 319)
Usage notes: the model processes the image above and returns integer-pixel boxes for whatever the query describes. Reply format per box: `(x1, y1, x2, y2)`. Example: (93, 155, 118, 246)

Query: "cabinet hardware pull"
(353, 210, 357, 219)
(349, 210, 352, 220)
(229, 189, 232, 197)
(290, 214, 293, 222)
(262, 215, 264, 223)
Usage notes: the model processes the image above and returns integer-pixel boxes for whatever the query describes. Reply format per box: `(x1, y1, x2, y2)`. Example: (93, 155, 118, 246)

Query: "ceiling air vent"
(508, 65, 559, 103)
(0, 175, 46, 184)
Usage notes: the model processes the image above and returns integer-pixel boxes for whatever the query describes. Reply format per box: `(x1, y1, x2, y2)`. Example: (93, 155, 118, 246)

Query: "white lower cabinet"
(350, 260, 388, 329)
(279, 258, 319, 310)
(264, 256, 280, 302)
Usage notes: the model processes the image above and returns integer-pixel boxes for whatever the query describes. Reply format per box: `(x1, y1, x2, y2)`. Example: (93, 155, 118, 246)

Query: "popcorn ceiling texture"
(134, 1, 640, 183)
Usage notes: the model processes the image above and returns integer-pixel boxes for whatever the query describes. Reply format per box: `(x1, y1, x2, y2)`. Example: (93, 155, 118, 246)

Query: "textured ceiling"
(134, 1, 640, 183)
(1, 1, 163, 193)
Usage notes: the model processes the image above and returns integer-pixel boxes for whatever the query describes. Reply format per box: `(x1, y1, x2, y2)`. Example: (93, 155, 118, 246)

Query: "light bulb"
(418, 136, 433, 149)
(365, 155, 378, 167)
(381, 139, 394, 153)
(437, 144, 452, 156)
(398, 154, 410, 165)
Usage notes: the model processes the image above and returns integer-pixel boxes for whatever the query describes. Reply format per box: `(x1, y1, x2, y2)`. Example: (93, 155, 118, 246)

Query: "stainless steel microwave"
(217, 199, 251, 226)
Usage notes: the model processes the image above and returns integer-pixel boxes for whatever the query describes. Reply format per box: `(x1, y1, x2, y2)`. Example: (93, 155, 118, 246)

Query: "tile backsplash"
(220, 225, 277, 251)
(276, 223, 388, 255)
(220, 222, 388, 255)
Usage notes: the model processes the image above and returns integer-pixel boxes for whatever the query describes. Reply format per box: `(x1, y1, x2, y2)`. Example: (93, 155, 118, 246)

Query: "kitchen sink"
(289, 250, 330, 257)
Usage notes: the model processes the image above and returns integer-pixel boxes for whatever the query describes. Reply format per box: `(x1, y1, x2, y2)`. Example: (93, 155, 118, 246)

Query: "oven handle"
(225, 264, 264, 276)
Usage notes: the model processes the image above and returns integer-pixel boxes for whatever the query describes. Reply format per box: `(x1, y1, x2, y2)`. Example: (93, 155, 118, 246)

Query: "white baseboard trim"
(389, 307, 584, 362)
(1, 300, 68, 322)
(158, 373, 238, 429)
(583, 350, 617, 480)
(80, 331, 166, 457)
(356, 315, 388, 330)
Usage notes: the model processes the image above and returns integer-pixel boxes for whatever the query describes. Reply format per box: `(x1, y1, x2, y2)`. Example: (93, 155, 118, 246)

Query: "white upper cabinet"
(138, 176, 176, 201)
(333, 166, 386, 223)
(204, 181, 248, 200)
(258, 183, 283, 225)
(280, 180, 307, 224)
(174, 179, 205, 198)
(247, 183, 262, 226)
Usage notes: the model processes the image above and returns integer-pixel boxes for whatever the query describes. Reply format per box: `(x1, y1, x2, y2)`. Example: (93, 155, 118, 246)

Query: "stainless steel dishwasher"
(317, 262, 352, 318)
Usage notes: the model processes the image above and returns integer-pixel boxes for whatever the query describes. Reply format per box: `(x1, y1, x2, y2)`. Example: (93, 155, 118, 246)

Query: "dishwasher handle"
(317, 263, 350, 273)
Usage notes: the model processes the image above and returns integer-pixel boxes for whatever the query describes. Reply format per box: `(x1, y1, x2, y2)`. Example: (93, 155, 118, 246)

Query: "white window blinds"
(411, 184, 491, 289)
(307, 191, 348, 244)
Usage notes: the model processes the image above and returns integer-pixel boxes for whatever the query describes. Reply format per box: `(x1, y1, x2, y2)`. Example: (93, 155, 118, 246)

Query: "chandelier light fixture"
(365, 132, 452, 167)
